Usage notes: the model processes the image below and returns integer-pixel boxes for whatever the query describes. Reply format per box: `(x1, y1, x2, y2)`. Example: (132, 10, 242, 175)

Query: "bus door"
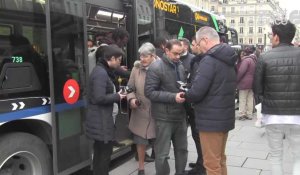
(48, 0, 90, 174)
(86, 0, 133, 158)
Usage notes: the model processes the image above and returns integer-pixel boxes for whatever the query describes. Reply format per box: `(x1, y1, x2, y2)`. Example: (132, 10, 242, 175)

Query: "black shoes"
(138, 170, 145, 175)
(135, 153, 154, 162)
(188, 162, 196, 168)
(187, 166, 206, 175)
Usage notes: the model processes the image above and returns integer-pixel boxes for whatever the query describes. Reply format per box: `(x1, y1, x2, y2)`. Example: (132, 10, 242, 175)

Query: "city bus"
(0, 0, 238, 175)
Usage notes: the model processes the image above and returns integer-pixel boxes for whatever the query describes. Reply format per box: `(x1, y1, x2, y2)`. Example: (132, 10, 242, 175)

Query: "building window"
(222, 7, 226, 14)
(258, 38, 262, 43)
(249, 17, 253, 25)
(231, 19, 235, 24)
(258, 27, 262, 33)
(240, 17, 244, 23)
(231, 7, 235, 13)
(211, 6, 215, 12)
(240, 27, 243, 34)
(239, 38, 243, 44)
(249, 38, 253, 44)
(249, 27, 253, 34)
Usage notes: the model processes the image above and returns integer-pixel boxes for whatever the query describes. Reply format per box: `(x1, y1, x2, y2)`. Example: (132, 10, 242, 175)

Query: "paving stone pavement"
(110, 113, 293, 175)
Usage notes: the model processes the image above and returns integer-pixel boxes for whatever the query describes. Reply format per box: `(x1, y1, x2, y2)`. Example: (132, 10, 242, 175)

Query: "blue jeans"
(265, 124, 300, 175)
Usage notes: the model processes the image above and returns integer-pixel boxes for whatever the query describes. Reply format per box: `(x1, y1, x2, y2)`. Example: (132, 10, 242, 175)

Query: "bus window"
(0, 0, 48, 98)
(136, 0, 154, 45)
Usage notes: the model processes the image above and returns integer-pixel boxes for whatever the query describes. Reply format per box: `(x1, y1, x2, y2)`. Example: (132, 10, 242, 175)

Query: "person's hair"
(138, 42, 156, 56)
(242, 46, 253, 56)
(153, 37, 167, 49)
(196, 26, 220, 42)
(96, 45, 124, 61)
(165, 39, 182, 50)
(179, 38, 190, 47)
(112, 28, 129, 42)
(271, 20, 296, 44)
(95, 45, 106, 60)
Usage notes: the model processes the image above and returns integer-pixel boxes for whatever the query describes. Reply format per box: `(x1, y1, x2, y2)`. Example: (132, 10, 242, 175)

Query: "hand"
(130, 99, 139, 109)
(120, 66, 128, 71)
(175, 92, 185, 103)
(118, 90, 126, 100)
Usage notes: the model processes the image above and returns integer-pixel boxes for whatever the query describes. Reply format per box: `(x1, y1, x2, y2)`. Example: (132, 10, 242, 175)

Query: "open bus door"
(85, 0, 134, 160)
(48, 1, 91, 174)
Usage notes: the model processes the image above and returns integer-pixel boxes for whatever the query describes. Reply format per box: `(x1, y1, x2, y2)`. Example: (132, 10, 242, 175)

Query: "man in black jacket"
(145, 39, 187, 175)
(180, 38, 206, 175)
(253, 20, 300, 175)
(185, 27, 237, 175)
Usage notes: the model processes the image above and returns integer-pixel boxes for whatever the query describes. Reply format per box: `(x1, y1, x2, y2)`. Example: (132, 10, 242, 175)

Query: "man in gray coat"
(145, 39, 187, 175)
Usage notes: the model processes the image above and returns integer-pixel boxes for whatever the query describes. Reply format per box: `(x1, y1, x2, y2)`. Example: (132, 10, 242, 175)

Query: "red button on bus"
(63, 79, 80, 104)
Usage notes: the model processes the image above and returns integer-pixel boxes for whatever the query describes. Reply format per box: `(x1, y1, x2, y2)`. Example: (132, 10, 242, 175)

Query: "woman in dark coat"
(86, 45, 126, 175)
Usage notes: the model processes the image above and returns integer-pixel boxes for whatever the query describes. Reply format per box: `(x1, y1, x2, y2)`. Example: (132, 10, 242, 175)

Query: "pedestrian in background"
(185, 27, 237, 175)
(236, 46, 257, 120)
(253, 20, 300, 175)
(127, 43, 158, 175)
(86, 45, 126, 175)
(145, 39, 188, 175)
(153, 37, 167, 58)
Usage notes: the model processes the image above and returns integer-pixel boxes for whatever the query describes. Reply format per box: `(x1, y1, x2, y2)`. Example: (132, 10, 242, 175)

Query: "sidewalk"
(110, 114, 293, 175)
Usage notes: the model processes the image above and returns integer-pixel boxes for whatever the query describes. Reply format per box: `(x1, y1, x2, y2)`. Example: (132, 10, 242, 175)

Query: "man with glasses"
(253, 20, 300, 175)
(145, 39, 188, 175)
(179, 37, 206, 175)
(185, 27, 237, 175)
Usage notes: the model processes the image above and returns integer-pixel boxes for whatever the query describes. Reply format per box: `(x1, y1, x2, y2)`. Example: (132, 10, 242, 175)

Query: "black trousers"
(93, 140, 113, 175)
(186, 103, 205, 171)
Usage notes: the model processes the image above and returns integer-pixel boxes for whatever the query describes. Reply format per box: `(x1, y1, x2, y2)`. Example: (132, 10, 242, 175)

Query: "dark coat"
(189, 54, 205, 83)
(186, 44, 237, 132)
(180, 52, 195, 73)
(85, 62, 120, 143)
(144, 54, 187, 122)
(253, 43, 300, 115)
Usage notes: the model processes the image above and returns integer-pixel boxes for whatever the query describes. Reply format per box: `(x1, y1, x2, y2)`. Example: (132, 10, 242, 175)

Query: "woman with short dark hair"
(86, 45, 126, 175)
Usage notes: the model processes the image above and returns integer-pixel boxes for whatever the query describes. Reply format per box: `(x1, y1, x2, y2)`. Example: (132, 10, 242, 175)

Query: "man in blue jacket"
(185, 27, 237, 175)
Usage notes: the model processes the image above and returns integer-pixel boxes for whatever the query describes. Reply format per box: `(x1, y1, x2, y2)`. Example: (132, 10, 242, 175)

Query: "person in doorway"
(85, 45, 126, 175)
(127, 43, 158, 175)
(253, 20, 300, 175)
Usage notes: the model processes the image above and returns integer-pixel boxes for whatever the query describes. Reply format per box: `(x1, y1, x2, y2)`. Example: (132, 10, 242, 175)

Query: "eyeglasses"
(171, 52, 182, 56)
(139, 54, 152, 59)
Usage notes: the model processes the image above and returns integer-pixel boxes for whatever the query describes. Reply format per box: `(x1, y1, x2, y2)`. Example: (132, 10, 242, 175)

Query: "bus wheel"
(0, 132, 52, 175)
